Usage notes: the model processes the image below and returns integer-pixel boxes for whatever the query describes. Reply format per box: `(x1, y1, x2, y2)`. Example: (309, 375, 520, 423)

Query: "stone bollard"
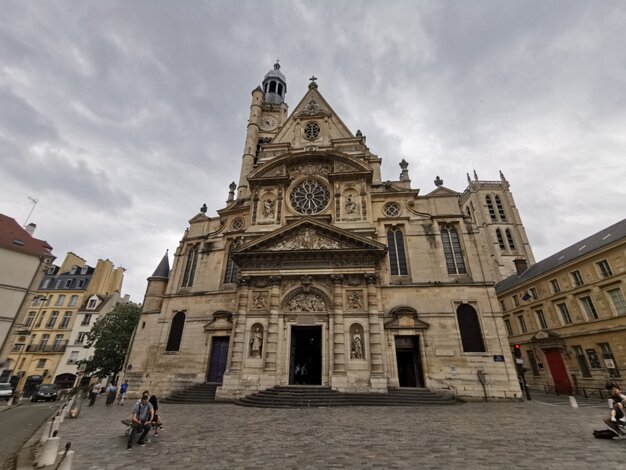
(57, 442, 73, 470)
(37, 436, 60, 467)
(40, 418, 55, 443)
(6, 396, 14, 406)
(51, 417, 61, 435)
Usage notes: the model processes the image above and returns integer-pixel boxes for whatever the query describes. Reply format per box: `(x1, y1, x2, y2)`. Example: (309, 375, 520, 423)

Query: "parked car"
(0, 383, 14, 401)
(31, 384, 59, 402)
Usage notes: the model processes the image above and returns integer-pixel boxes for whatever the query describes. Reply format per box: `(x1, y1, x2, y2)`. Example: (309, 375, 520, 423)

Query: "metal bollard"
(37, 436, 60, 467)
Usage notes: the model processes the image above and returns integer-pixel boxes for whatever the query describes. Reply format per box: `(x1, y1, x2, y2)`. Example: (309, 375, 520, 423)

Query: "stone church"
(126, 63, 535, 400)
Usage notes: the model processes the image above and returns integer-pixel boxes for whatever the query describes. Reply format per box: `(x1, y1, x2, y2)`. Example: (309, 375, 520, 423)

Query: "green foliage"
(82, 302, 141, 379)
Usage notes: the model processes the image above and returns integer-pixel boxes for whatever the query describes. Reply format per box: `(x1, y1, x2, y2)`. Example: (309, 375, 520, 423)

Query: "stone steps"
(235, 386, 457, 408)
(162, 382, 226, 404)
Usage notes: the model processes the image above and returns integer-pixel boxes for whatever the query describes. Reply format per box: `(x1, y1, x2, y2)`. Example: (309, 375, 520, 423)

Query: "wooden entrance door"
(207, 336, 229, 383)
(544, 348, 572, 394)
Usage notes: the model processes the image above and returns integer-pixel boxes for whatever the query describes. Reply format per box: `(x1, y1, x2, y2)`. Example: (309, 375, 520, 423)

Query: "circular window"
(231, 217, 245, 231)
(383, 202, 401, 217)
(290, 179, 330, 214)
(303, 121, 321, 140)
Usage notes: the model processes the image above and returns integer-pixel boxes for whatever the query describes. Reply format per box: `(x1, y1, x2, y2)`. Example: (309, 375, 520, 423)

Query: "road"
(0, 400, 58, 469)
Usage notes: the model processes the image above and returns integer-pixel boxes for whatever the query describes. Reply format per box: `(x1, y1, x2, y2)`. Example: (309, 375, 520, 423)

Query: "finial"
(200, 203, 207, 213)
(399, 159, 408, 170)
(434, 176, 443, 187)
(399, 159, 410, 182)
(499, 170, 507, 182)
(473, 169, 479, 181)
(274, 58, 280, 70)
(467, 173, 472, 184)
(308, 75, 318, 89)
(356, 129, 362, 137)
(227, 182, 236, 203)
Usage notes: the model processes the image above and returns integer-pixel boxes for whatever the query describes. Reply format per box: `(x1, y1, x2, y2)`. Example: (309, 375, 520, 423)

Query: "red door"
(543, 348, 572, 394)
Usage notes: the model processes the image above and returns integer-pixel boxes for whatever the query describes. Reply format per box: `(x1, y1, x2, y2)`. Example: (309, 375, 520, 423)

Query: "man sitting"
(127, 393, 154, 449)
(603, 385, 626, 439)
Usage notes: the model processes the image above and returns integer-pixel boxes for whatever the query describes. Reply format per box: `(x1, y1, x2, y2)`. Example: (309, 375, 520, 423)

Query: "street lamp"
(11, 294, 49, 397)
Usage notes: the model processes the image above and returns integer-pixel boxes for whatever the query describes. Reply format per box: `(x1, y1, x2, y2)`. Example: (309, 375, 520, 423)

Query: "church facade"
(126, 64, 535, 400)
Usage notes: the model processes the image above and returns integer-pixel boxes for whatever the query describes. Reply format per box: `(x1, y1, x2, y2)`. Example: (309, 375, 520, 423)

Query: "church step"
(162, 382, 220, 403)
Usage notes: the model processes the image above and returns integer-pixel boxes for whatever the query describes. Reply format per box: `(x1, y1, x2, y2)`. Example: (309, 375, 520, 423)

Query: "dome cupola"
(262, 61, 287, 105)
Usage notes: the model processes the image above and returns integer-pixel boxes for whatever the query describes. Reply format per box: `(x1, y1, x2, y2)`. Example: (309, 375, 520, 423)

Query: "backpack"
(593, 429, 618, 439)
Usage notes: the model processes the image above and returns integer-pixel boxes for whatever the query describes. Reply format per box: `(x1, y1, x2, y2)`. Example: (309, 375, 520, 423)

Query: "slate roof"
(151, 251, 170, 279)
(0, 214, 53, 257)
(496, 218, 626, 293)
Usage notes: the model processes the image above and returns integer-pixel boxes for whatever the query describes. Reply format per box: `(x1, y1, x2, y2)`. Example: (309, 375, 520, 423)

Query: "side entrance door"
(395, 335, 424, 388)
(543, 348, 572, 394)
(207, 336, 230, 383)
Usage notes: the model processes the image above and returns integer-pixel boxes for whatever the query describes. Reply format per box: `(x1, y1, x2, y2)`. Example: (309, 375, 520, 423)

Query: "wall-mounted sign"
(493, 355, 505, 362)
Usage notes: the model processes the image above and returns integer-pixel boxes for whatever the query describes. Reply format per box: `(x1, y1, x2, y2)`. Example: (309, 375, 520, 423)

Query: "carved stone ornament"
(269, 275, 282, 286)
(364, 273, 378, 285)
(268, 227, 349, 250)
(288, 163, 332, 179)
(286, 293, 327, 312)
(263, 166, 287, 177)
(346, 291, 364, 309)
(334, 161, 356, 173)
(237, 276, 251, 286)
(251, 292, 267, 310)
(330, 274, 344, 286)
(303, 99, 322, 115)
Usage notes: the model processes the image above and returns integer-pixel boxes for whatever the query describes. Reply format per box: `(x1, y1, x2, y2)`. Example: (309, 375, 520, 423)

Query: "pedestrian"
(88, 382, 100, 406)
(294, 364, 301, 384)
(117, 380, 128, 406)
(127, 393, 154, 449)
(105, 382, 117, 406)
(603, 385, 626, 438)
(144, 390, 162, 436)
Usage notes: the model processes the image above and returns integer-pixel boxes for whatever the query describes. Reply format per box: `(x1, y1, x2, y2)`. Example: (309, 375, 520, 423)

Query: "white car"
(0, 383, 14, 401)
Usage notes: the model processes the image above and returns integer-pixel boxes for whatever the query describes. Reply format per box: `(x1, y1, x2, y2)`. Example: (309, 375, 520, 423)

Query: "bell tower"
(237, 62, 289, 200)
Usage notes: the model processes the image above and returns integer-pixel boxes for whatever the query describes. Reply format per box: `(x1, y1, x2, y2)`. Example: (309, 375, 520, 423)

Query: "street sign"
(515, 358, 524, 364)
(493, 355, 505, 362)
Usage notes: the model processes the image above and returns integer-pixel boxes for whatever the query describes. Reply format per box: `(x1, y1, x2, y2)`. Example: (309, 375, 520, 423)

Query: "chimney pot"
(513, 257, 528, 275)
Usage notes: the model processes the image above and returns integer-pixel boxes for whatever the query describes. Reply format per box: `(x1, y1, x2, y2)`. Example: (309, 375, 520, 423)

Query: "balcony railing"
(25, 341, 68, 353)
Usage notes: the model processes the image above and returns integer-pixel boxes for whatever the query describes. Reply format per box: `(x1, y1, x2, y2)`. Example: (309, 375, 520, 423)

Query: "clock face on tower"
(259, 115, 279, 131)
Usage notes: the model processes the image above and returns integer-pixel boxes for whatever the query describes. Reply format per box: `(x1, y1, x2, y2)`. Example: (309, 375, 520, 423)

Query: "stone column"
(365, 273, 385, 390)
(330, 274, 346, 374)
(264, 275, 281, 373)
(230, 276, 251, 371)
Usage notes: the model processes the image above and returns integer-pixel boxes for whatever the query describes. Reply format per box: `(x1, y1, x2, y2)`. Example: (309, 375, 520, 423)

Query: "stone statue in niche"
(252, 292, 267, 310)
(249, 326, 263, 357)
(286, 293, 326, 312)
(351, 333, 364, 359)
(262, 199, 275, 218)
(345, 194, 356, 214)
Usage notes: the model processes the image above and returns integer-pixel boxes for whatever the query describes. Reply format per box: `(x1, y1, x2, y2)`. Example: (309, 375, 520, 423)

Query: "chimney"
(24, 223, 37, 236)
(513, 257, 528, 275)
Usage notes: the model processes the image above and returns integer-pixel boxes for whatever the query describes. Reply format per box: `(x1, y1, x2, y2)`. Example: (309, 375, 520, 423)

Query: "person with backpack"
(117, 380, 128, 406)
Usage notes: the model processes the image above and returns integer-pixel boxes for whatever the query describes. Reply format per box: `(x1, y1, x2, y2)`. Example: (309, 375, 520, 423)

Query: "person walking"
(127, 393, 154, 449)
(117, 380, 128, 406)
(105, 382, 117, 406)
(88, 382, 101, 406)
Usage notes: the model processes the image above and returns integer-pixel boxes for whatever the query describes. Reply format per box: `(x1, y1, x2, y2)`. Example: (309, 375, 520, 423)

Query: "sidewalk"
(19, 396, 626, 469)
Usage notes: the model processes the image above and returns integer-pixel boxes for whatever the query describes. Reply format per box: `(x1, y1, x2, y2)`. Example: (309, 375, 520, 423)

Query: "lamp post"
(11, 294, 49, 396)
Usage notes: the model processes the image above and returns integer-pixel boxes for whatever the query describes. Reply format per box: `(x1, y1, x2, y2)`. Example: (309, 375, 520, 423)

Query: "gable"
(270, 86, 354, 148)
(231, 218, 386, 271)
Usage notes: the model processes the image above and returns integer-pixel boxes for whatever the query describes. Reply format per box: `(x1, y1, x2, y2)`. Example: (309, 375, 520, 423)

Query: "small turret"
(262, 61, 287, 105)
(143, 251, 170, 313)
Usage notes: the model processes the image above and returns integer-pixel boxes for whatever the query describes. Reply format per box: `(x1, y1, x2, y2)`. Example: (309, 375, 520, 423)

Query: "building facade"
(0, 252, 125, 393)
(0, 215, 54, 360)
(496, 219, 626, 393)
(127, 64, 535, 401)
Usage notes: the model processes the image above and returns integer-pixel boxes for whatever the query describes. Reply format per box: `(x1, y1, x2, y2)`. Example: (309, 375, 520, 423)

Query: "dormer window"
(87, 297, 98, 310)
(47, 266, 56, 275)
(70, 266, 78, 275)
(81, 266, 88, 275)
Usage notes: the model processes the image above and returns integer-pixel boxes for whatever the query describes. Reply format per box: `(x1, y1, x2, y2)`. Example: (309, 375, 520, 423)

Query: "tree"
(82, 302, 141, 379)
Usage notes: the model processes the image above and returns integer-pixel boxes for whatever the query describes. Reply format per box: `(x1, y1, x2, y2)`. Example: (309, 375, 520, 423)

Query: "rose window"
(383, 202, 401, 217)
(290, 179, 330, 214)
(303, 121, 321, 140)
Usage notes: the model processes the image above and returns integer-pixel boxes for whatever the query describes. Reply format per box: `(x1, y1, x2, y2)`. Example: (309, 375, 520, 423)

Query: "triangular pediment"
(231, 218, 386, 271)
(270, 85, 354, 148)
(424, 186, 460, 197)
(249, 152, 371, 181)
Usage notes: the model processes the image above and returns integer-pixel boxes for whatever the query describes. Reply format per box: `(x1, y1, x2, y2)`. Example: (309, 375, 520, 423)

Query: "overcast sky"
(2, 1, 625, 302)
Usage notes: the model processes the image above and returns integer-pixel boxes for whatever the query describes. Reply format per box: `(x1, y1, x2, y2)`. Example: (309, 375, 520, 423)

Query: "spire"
(151, 250, 170, 279)
(262, 61, 287, 105)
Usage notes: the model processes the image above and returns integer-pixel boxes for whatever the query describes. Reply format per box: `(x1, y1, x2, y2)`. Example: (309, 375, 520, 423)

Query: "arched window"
(269, 81, 276, 93)
(496, 228, 506, 250)
(277, 83, 283, 95)
(441, 226, 467, 274)
(181, 245, 198, 287)
(494, 195, 507, 221)
(456, 304, 485, 352)
(223, 241, 240, 283)
(264, 82, 268, 93)
(506, 229, 516, 251)
(387, 227, 408, 276)
(166, 311, 185, 352)
(486, 195, 497, 222)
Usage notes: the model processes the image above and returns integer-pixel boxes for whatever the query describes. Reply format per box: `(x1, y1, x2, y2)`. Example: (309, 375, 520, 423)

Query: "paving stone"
(42, 398, 626, 469)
